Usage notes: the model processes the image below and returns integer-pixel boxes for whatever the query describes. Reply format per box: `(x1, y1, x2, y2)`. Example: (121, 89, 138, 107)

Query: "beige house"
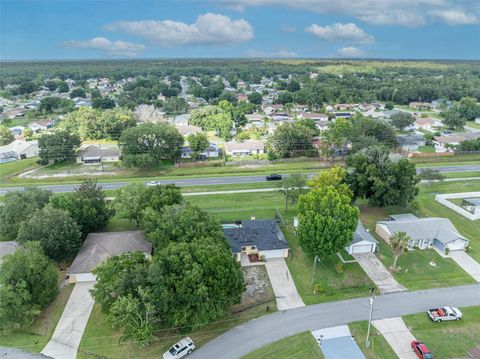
(224, 139, 265, 156)
(76, 145, 120, 164)
(0, 140, 38, 162)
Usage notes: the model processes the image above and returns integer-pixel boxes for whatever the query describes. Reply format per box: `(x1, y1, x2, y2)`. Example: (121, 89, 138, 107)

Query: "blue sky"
(1, 0, 479, 60)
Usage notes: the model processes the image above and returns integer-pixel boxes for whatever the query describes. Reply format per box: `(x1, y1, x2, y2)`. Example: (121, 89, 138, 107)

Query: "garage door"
(352, 244, 374, 254)
(262, 249, 285, 259)
(447, 240, 467, 251)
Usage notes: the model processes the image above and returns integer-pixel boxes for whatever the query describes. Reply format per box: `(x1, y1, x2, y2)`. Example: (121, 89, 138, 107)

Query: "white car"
(163, 337, 195, 359)
(146, 180, 161, 187)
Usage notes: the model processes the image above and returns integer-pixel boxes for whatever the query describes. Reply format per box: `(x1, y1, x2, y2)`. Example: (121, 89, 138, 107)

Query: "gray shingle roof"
(351, 222, 378, 245)
(68, 231, 152, 275)
(378, 215, 467, 245)
(224, 220, 289, 253)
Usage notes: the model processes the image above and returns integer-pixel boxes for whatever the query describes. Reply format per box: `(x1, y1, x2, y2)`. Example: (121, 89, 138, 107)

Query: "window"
(241, 246, 247, 251)
(250, 246, 256, 250)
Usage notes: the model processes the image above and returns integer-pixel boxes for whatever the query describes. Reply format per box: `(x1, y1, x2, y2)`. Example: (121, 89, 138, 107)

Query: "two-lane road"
(1, 164, 479, 195)
(191, 284, 480, 359)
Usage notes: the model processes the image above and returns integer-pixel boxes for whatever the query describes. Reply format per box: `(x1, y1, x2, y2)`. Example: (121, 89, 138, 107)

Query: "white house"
(346, 222, 378, 255)
(181, 143, 219, 159)
(224, 139, 265, 157)
(0, 140, 38, 163)
(76, 145, 121, 164)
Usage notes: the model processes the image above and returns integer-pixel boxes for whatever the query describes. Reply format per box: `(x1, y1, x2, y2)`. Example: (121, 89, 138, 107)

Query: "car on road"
(427, 306, 462, 322)
(411, 341, 434, 359)
(266, 174, 282, 181)
(163, 337, 195, 359)
(146, 180, 161, 187)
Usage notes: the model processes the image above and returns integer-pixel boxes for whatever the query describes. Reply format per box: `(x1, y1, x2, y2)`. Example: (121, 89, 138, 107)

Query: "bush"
(335, 262, 344, 274)
(122, 154, 158, 168)
(314, 283, 324, 294)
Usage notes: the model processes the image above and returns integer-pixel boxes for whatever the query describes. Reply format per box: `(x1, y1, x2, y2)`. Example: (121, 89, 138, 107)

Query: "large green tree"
(270, 122, 315, 158)
(347, 146, 420, 207)
(0, 242, 58, 329)
(38, 130, 81, 164)
(148, 241, 244, 331)
(120, 123, 184, 166)
(0, 125, 14, 145)
(50, 179, 113, 235)
(0, 188, 52, 241)
(16, 206, 82, 261)
(390, 112, 415, 130)
(187, 132, 209, 160)
(297, 186, 359, 258)
(143, 203, 225, 251)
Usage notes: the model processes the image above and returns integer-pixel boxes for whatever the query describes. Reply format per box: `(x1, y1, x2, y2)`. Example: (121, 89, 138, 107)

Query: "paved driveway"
(41, 281, 95, 359)
(264, 258, 304, 310)
(449, 251, 480, 282)
(353, 253, 406, 294)
(312, 326, 365, 359)
(372, 317, 417, 359)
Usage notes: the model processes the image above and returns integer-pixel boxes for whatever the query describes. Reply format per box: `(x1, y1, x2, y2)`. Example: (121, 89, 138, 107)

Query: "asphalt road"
(191, 284, 480, 359)
(1, 165, 479, 195)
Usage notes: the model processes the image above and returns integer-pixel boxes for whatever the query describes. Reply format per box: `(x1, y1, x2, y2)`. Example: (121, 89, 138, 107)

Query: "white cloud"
(429, 9, 478, 25)
(222, 0, 479, 27)
(62, 37, 145, 57)
(336, 46, 366, 57)
(305, 23, 374, 44)
(245, 49, 298, 58)
(281, 24, 297, 32)
(105, 13, 254, 47)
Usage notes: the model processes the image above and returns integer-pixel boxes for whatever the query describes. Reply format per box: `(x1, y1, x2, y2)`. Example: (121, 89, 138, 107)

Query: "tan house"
(0, 140, 38, 162)
(176, 124, 202, 137)
(76, 145, 120, 164)
(224, 139, 265, 156)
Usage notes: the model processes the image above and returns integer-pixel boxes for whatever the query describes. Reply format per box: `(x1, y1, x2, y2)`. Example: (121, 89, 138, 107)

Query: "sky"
(1, 0, 479, 60)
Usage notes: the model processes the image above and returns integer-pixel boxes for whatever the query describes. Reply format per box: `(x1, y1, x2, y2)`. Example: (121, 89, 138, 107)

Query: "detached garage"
(346, 222, 378, 255)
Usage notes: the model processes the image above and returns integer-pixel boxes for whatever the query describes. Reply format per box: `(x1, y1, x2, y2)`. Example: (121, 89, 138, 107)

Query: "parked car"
(163, 337, 195, 359)
(266, 174, 282, 181)
(146, 180, 161, 187)
(427, 306, 462, 322)
(411, 341, 434, 359)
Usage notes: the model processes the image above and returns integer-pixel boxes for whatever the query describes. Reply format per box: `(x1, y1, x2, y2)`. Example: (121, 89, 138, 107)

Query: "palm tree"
(390, 232, 410, 272)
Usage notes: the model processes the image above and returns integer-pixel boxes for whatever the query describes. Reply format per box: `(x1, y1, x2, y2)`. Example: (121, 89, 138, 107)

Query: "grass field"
(403, 306, 480, 358)
(349, 321, 397, 359)
(241, 331, 324, 359)
(0, 157, 40, 183)
(0, 282, 74, 353)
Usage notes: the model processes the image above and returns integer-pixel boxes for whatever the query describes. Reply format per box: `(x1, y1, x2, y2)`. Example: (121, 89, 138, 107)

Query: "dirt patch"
(232, 266, 274, 312)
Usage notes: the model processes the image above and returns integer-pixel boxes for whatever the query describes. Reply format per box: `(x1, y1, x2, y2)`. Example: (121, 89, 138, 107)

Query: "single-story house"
(76, 144, 121, 164)
(28, 120, 53, 133)
(376, 214, 469, 252)
(0, 140, 38, 163)
(224, 139, 265, 156)
(414, 117, 435, 131)
(9, 126, 25, 136)
(1, 108, 25, 119)
(334, 112, 352, 119)
(246, 114, 264, 122)
(262, 104, 283, 115)
(346, 222, 378, 255)
(174, 114, 190, 126)
(176, 124, 202, 137)
(409, 102, 432, 110)
(223, 219, 290, 261)
(67, 231, 152, 283)
(433, 132, 480, 152)
(298, 112, 329, 121)
(396, 133, 426, 152)
(181, 143, 219, 159)
(462, 198, 480, 215)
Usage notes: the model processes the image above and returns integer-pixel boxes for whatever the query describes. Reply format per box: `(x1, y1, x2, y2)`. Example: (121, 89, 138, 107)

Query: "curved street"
(191, 284, 480, 359)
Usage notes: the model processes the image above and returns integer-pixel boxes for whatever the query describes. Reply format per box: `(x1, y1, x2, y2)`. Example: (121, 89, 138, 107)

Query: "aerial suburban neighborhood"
(1, 1, 480, 359)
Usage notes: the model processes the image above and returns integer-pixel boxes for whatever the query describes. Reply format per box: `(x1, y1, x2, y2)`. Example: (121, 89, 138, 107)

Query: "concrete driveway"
(312, 326, 365, 359)
(41, 281, 95, 359)
(449, 251, 480, 282)
(353, 253, 406, 294)
(264, 258, 304, 310)
(372, 317, 417, 359)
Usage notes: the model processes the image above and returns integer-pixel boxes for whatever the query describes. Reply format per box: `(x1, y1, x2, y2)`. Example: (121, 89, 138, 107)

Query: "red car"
(411, 340, 434, 359)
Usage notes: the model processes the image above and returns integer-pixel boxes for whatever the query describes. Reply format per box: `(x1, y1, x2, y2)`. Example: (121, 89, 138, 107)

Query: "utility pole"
(311, 255, 320, 285)
(99, 143, 104, 172)
(365, 286, 376, 348)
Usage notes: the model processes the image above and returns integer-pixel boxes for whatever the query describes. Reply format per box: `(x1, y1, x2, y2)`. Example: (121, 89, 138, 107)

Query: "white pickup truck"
(427, 306, 462, 322)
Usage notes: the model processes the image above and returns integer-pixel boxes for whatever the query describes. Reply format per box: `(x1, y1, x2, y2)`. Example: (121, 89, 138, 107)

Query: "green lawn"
(241, 332, 324, 359)
(403, 306, 480, 358)
(349, 321, 397, 359)
(78, 299, 277, 359)
(443, 171, 480, 179)
(418, 145, 436, 153)
(0, 282, 74, 353)
(0, 157, 40, 183)
(412, 153, 480, 165)
(465, 121, 480, 130)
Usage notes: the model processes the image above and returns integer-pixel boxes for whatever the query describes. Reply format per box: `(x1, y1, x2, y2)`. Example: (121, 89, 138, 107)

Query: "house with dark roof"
(376, 214, 468, 253)
(346, 222, 378, 255)
(67, 231, 152, 283)
(223, 219, 290, 261)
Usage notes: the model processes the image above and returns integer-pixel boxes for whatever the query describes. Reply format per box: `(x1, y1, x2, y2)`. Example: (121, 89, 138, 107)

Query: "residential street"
(190, 284, 480, 359)
(1, 164, 479, 195)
